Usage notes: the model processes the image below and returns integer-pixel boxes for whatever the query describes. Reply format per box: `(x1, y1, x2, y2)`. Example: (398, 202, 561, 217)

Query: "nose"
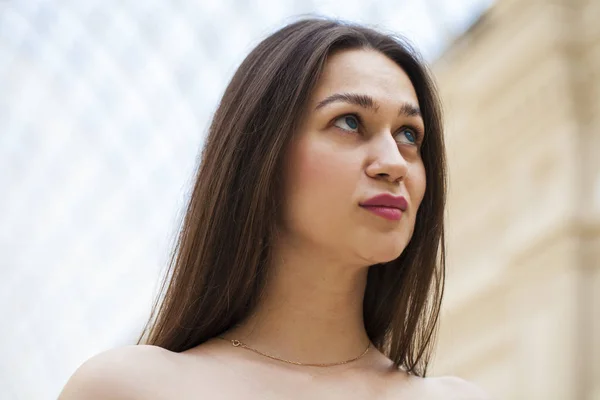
(365, 134, 409, 184)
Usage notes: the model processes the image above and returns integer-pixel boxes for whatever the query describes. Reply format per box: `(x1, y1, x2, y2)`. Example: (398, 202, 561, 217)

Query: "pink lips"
(359, 194, 408, 221)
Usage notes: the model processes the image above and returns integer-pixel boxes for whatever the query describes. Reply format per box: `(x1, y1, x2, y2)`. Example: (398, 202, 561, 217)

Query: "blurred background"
(1, 0, 598, 398)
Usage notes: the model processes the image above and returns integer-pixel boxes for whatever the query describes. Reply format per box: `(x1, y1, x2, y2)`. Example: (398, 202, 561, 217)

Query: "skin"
(59, 49, 490, 399)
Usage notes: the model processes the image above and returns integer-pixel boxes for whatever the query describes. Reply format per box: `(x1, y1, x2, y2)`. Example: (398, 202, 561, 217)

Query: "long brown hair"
(140, 17, 446, 377)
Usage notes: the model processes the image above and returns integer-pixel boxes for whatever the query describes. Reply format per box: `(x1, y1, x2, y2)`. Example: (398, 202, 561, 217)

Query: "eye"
(395, 126, 422, 146)
(333, 114, 360, 132)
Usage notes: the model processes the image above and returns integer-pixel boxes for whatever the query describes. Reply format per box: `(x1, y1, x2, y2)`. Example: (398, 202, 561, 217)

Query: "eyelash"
(332, 113, 424, 145)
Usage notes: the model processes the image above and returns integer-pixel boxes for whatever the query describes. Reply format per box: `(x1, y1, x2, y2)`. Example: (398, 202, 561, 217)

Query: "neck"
(224, 238, 372, 365)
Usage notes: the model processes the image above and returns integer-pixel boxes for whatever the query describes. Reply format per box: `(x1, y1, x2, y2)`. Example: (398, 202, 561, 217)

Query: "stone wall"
(430, 0, 600, 398)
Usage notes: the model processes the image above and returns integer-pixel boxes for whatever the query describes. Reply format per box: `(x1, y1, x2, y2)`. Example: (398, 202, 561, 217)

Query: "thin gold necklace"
(217, 337, 371, 367)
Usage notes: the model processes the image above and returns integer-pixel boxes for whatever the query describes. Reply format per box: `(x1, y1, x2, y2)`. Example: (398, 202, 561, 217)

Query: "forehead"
(310, 49, 419, 106)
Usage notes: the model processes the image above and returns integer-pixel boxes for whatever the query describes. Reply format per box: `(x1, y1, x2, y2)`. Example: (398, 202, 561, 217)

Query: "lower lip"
(360, 206, 403, 221)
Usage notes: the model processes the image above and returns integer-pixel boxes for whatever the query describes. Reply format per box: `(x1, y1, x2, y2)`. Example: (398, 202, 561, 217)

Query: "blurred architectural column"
(430, 0, 600, 398)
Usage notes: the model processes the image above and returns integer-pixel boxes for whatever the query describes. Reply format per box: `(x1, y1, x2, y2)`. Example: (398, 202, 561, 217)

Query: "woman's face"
(281, 48, 427, 266)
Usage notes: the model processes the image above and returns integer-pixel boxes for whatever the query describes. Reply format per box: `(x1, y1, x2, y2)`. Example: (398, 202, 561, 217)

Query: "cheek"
(289, 137, 355, 195)
(404, 162, 426, 239)
(411, 162, 427, 206)
(283, 137, 358, 232)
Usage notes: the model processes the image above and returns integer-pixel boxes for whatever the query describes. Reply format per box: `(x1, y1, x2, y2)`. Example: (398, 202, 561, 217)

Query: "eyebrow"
(314, 92, 421, 118)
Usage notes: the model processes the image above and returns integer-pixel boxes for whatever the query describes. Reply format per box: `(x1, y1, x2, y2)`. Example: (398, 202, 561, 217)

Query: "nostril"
(374, 173, 403, 185)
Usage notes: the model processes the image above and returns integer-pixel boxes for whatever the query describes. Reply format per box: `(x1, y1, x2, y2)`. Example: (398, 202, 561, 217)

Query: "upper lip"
(360, 194, 408, 211)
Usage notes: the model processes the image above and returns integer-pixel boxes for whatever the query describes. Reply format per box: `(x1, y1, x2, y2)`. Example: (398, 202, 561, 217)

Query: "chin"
(357, 241, 407, 265)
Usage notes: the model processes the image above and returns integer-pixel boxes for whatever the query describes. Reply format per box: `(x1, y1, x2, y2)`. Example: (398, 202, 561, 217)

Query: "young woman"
(60, 18, 490, 399)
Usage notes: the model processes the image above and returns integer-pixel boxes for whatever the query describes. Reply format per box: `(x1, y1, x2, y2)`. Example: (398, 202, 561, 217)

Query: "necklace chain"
(217, 337, 370, 367)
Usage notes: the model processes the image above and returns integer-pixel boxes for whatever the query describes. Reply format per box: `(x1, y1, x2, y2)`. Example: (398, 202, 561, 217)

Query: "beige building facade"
(431, 0, 600, 398)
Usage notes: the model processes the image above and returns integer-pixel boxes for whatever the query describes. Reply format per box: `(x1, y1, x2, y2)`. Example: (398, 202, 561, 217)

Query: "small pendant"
(232, 339, 242, 347)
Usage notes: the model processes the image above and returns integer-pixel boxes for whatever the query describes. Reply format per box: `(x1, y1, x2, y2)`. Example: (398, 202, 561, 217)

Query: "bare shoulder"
(429, 376, 492, 399)
(58, 345, 179, 400)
